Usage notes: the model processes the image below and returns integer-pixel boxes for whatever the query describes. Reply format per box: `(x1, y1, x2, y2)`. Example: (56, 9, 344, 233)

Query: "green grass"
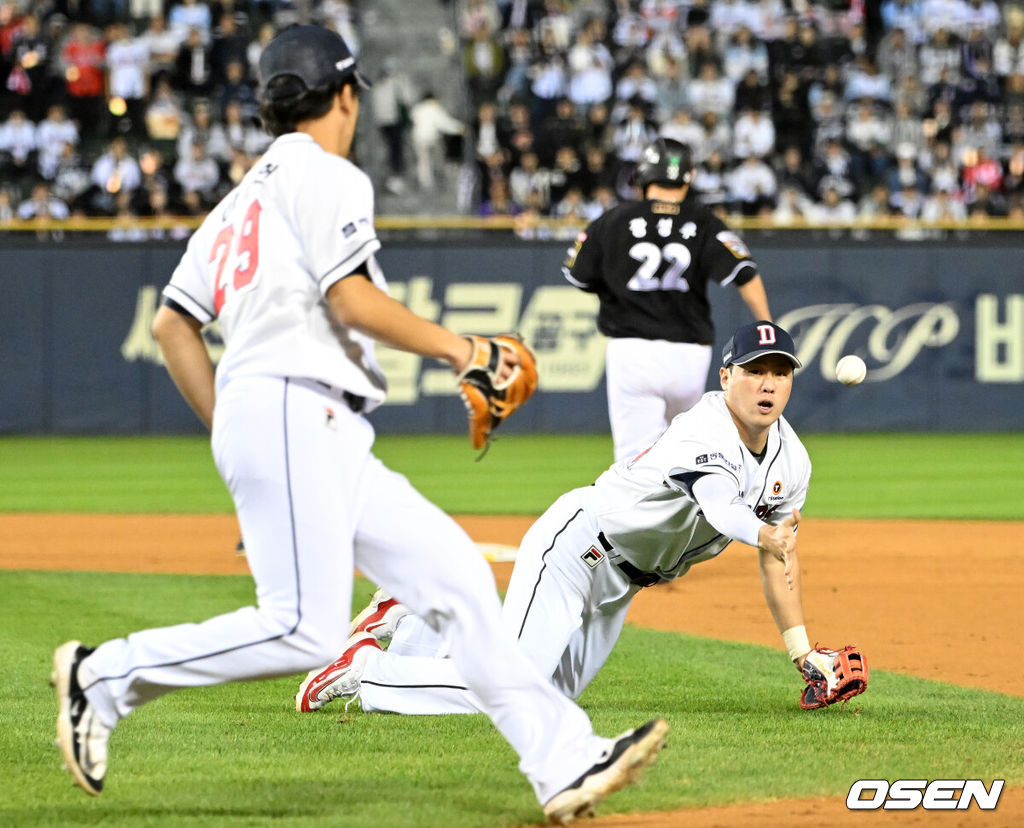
(2, 433, 1023, 518)
(3, 571, 1022, 827)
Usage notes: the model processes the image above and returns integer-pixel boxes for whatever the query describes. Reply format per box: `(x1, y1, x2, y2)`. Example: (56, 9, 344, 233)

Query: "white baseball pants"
(76, 377, 609, 803)
(605, 337, 712, 461)
(358, 487, 640, 713)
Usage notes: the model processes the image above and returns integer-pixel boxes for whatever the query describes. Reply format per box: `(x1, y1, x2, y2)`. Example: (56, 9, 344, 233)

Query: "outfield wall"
(2, 236, 1022, 434)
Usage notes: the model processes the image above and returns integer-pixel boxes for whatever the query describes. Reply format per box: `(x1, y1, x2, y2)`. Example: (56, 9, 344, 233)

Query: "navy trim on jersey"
(164, 284, 215, 322)
(319, 239, 378, 289)
(84, 380, 304, 690)
(515, 507, 586, 641)
(720, 261, 757, 287)
(667, 470, 710, 499)
(162, 296, 200, 323)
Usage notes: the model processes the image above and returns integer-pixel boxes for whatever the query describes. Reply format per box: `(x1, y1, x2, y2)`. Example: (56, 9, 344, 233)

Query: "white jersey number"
(625, 241, 692, 292)
(211, 200, 263, 314)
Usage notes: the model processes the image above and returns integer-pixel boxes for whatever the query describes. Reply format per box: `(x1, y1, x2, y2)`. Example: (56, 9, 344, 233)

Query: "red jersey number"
(211, 200, 262, 314)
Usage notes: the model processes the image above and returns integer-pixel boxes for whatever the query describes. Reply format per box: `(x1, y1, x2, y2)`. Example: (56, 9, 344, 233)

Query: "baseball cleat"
(348, 587, 411, 643)
(295, 631, 381, 713)
(53, 640, 110, 796)
(543, 718, 669, 826)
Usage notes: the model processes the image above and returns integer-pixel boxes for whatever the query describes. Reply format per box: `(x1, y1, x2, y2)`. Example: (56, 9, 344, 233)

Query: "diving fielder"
(564, 138, 772, 461)
(52, 26, 666, 824)
(299, 322, 867, 717)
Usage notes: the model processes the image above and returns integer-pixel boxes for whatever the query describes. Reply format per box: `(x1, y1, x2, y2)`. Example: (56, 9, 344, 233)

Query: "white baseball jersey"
(163, 132, 388, 407)
(590, 390, 810, 578)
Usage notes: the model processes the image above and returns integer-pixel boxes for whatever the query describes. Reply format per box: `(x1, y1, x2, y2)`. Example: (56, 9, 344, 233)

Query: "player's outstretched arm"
(736, 274, 771, 322)
(152, 304, 216, 429)
(326, 273, 474, 373)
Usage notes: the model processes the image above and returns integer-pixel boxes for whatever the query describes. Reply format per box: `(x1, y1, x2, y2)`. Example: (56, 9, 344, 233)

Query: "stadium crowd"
(2, 0, 1024, 226)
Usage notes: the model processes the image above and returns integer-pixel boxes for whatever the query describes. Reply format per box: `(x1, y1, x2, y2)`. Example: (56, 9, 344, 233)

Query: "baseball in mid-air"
(835, 355, 867, 386)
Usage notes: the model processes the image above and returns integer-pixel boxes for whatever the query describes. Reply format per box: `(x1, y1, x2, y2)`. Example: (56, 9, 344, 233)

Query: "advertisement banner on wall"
(1, 240, 1021, 434)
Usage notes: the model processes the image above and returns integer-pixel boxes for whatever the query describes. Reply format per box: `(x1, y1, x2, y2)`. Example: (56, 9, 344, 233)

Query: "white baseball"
(835, 355, 867, 386)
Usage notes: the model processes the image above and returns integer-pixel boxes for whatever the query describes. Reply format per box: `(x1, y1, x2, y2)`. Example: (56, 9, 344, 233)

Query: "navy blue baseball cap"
(722, 321, 802, 369)
(259, 25, 371, 101)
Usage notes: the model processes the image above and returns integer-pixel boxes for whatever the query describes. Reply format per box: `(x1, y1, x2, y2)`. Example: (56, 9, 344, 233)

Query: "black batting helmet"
(633, 138, 694, 188)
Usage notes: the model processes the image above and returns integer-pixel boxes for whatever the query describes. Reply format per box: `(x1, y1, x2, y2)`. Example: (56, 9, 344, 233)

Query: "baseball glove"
(457, 334, 538, 451)
(800, 645, 869, 710)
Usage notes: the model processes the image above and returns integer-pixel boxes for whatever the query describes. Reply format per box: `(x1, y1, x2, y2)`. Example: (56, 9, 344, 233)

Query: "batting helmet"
(633, 138, 694, 188)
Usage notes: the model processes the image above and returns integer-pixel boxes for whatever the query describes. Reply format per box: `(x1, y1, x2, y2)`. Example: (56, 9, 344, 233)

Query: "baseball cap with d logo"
(721, 321, 802, 369)
(259, 25, 371, 101)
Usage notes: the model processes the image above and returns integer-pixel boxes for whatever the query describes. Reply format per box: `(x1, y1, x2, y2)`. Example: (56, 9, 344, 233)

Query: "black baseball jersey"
(562, 198, 759, 343)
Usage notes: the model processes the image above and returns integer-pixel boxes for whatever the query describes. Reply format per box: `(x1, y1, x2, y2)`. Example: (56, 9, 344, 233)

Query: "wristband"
(782, 625, 810, 662)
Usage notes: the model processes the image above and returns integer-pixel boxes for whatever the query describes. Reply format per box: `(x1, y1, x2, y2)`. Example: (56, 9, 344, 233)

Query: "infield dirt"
(3, 512, 1020, 826)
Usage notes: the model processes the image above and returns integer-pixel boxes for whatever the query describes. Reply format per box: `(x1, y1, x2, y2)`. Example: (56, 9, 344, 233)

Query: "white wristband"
(782, 625, 811, 661)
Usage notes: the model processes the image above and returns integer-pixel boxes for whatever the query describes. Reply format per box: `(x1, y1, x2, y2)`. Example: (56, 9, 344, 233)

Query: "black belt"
(314, 380, 366, 413)
(597, 531, 661, 588)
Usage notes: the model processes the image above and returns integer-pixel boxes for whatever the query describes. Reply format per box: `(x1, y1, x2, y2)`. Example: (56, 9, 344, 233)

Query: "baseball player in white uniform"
(301, 321, 820, 716)
(52, 26, 666, 824)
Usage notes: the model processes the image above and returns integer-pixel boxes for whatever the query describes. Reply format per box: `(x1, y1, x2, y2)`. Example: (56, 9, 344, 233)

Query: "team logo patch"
(773, 481, 782, 494)
(581, 546, 604, 568)
(342, 222, 357, 237)
(325, 407, 336, 429)
(695, 454, 709, 464)
(716, 230, 750, 259)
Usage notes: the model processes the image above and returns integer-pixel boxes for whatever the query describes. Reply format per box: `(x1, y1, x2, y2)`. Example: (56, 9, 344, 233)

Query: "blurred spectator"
(659, 108, 707, 159)
(551, 184, 588, 219)
(700, 109, 732, 160)
(463, 21, 505, 109)
(461, 0, 501, 39)
(687, 60, 734, 118)
(178, 100, 229, 164)
(919, 27, 961, 85)
(882, 0, 926, 45)
(51, 143, 92, 210)
(773, 184, 813, 223)
(582, 100, 612, 149)
(134, 146, 179, 209)
(17, 181, 69, 220)
(173, 139, 221, 205)
(691, 148, 730, 209)
(921, 184, 967, 220)
(108, 191, 148, 242)
(139, 15, 181, 81)
(146, 77, 186, 141)
(174, 27, 213, 96)
(567, 18, 613, 107)
(775, 145, 816, 199)
(6, 13, 53, 122)
(967, 181, 1009, 216)
(1002, 140, 1024, 193)
(772, 72, 813, 155)
(887, 142, 931, 193)
(539, 96, 585, 163)
(584, 182, 616, 220)
(221, 98, 268, 156)
(578, 142, 614, 196)
(0, 108, 35, 180)
(498, 27, 537, 104)
(727, 153, 777, 214)
(919, 138, 961, 192)
(961, 144, 1003, 194)
(611, 97, 657, 163)
(478, 175, 520, 216)
(368, 55, 414, 195)
(91, 136, 142, 207)
(844, 57, 892, 106)
(0, 186, 14, 223)
(548, 143, 584, 203)
(877, 26, 919, 81)
(36, 104, 79, 180)
(509, 149, 551, 211)
(247, 22, 275, 81)
(811, 139, 856, 198)
(613, 61, 657, 120)
(169, 0, 212, 45)
(857, 182, 897, 219)
(733, 67, 770, 115)
(722, 25, 768, 85)
(214, 59, 258, 118)
(409, 91, 466, 191)
(957, 100, 1002, 159)
(211, 12, 249, 86)
(62, 23, 107, 139)
(810, 182, 858, 221)
(732, 107, 775, 159)
(651, 54, 688, 122)
(993, 13, 1024, 79)
(106, 22, 151, 138)
(892, 100, 925, 154)
(889, 182, 926, 217)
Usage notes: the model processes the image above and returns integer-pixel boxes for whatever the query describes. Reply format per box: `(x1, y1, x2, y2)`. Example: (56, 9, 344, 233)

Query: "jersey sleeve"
(701, 214, 759, 288)
(299, 162, 382, 294)
(163, 219, 217, 324)
(562, 216, 603, 291)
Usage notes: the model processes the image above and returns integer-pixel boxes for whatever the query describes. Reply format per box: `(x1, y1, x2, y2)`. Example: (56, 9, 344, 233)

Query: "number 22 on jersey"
(210, 199, 262, 314)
